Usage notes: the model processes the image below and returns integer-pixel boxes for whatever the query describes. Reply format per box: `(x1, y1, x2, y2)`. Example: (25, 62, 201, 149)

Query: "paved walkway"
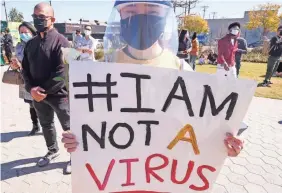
(1, 66, 282, 193)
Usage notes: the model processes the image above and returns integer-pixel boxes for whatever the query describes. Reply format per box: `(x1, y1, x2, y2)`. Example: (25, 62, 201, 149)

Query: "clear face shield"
(104, 1, 178, 62)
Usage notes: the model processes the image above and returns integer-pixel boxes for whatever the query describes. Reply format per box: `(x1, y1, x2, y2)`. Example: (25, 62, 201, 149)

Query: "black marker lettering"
(108, 123, 134, 149)
(199, 85, 238, 120)
(73, 73, 118, 112)
(82, 122, 106, 151)
(137, 121, 159, 146)
(120, 73, 155, 113)
(162, 76, 194, 116)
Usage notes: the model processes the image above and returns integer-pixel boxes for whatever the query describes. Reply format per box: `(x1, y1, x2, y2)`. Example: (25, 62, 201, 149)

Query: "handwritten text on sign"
(69, 62, 256, 193)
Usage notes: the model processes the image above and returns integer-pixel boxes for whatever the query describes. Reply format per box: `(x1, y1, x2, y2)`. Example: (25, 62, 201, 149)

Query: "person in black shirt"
(260, 26, 282, 87)
(207, 50, 217, 65)
(21, 2, 71, 173)
(3, 28, 13, 63)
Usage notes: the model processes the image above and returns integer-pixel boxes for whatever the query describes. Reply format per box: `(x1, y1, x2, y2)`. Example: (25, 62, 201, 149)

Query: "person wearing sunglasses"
(61, 0, 244, 174)
(21, 2, 71, 173)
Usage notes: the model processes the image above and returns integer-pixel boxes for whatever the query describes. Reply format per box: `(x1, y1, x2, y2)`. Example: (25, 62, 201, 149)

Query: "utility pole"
(49, 1, 52, 6)
(173, 0, 199, 16)
(201, 5, 209, 19)
(184, 0, 188, 16)
(2, 0, 8, 22)
(211, 12, 217, 19)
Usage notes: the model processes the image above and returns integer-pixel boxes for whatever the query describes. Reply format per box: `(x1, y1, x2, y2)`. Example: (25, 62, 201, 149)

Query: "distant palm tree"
(8, 8, 24, 22)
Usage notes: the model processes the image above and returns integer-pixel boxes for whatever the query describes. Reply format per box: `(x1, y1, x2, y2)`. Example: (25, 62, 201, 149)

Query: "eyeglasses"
(31, 14, 52, 20)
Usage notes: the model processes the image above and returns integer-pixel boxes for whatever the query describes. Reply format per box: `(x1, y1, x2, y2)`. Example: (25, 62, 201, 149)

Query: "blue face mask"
(120, 14, 166, 50)
(20, 33, 32, 42)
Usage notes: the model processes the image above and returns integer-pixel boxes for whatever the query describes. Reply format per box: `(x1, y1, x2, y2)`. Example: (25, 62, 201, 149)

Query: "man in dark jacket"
(21, 2, 71, 173)
(3, 28, 13, 63)
(235, 37, 247, 77)
(260, 26, 282, 87)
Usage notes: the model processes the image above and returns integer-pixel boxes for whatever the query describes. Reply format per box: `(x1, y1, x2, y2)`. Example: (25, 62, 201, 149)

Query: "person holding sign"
(103, 0, 192, 70)
(62, 0, 244, 174)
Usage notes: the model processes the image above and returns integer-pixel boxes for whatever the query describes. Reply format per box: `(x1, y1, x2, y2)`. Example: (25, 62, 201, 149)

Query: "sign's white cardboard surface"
(69, 61, 257, 193)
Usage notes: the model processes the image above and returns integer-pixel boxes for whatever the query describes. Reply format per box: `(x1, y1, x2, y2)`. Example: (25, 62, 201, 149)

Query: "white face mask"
(85, 30, 91, 36)
(231, 29, 239, 36)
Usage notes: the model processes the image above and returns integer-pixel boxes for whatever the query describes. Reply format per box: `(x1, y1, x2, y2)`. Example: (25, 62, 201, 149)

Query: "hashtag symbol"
(73, 73, 118, 112)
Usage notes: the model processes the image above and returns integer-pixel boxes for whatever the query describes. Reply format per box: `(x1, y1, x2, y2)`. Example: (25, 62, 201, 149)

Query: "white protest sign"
(69, 61, 257, 193)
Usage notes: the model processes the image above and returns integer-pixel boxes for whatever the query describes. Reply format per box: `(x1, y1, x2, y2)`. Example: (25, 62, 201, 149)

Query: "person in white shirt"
(77, 25, 97, 61)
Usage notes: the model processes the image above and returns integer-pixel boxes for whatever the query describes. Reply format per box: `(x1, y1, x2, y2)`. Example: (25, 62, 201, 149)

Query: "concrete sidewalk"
(1, 66, 282, 193)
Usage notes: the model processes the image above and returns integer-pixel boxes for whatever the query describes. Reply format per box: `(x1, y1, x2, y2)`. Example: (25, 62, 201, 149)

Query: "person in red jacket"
(217, 22, 240, 78)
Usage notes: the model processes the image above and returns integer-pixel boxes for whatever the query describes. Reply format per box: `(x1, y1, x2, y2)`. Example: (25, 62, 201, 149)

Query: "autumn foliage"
(246, 3, 282, 36)
(181, 15, 209, 34)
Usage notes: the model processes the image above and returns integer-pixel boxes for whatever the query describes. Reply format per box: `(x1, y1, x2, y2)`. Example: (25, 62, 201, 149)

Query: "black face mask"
(120, 14, 166, 50)
(33, 18, 48, 32)
(279, 31, 282, 36)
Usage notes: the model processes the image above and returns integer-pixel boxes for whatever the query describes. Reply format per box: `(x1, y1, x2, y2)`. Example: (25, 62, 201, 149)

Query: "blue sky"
(1, 0, 282, 23)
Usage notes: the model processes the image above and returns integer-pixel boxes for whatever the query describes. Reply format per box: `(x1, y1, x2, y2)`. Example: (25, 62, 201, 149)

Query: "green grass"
(196, 62, 282, 100)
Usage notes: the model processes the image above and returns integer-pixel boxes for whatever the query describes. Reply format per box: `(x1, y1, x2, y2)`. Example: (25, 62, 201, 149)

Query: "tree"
(172, 0, 199, 16)
(182, 15, 209, 34)
(246, 3, 282, 37)
(8, 8, 24, 22)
